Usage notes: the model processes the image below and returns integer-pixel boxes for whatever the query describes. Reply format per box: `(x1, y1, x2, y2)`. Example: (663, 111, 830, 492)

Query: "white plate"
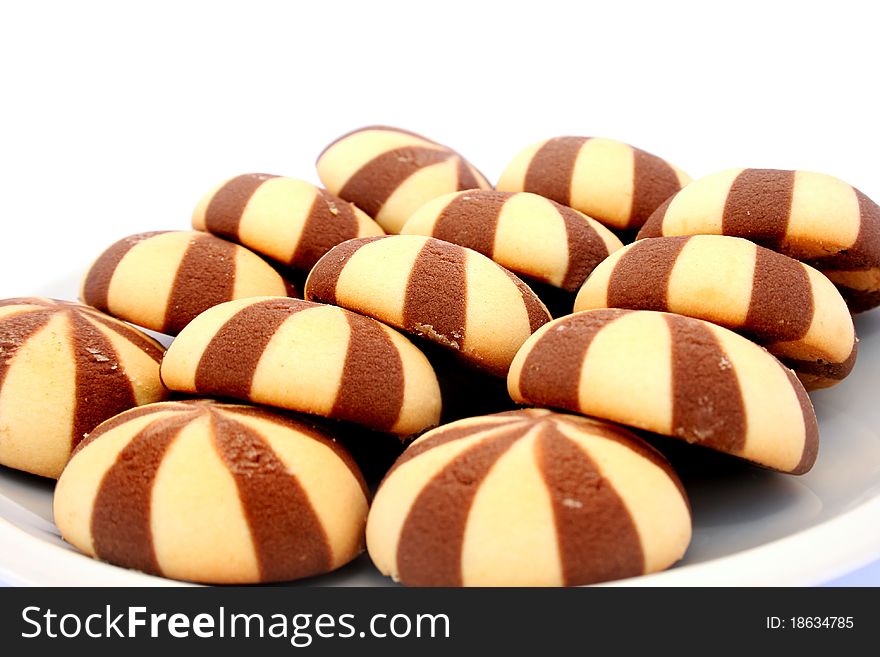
(2, 273, 880, 587)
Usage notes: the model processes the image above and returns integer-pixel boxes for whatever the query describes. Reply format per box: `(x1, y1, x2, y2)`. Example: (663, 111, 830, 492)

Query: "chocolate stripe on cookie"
(91, 413, 193, 575)
(744, 249, 813, 342)
(204, 174, 278, 239)
(0, 310, 53, 389)
(519, 309, 632, 409)
(722, 169, 795, 247)
(163, 235, 238, 334)
(395, 424, 530, 586)
(73, 404, 192, 457)
(778, 364, 819, 475)
(665, 314, 746, 452)
(502, 269, 551, 333)
(331, 313, 405, 431)
(81, 231, 169, 311)
(194, 298, 308, 397)
(457, 158, 482, 191)
(523, 137, 588, 206)
(607, 237, 689, 310)
(557, 204, 612, 291)
(432, 191, 507, 257)
(289, 189, 361, 271)
(211, 412, 332, 581)
(850, 190, 880, 268)
(306, 236, 386, 305)
(536, 424, 644, 584)
(69, 313, 137, 450)
(631, 150, 682, 230)
(338, 147, 453, 218)
(402, 238, 468, 347)
(84, 312, 164, 363)
(636, 196, 673, 239)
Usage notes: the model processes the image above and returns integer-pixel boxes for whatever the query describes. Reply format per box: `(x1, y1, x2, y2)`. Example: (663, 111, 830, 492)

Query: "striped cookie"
(508, 309, 819, 474)
(637, 168, 880, 312)
(0, 298, 167, 478)
(161, 297, 441, 436)
(401, 190, 624, 292)
(316, 126, 492, 234)
(366, 409, 691, 587)
(496, 137, 691, 231)
(304, 235, 551, 377)
(575, 235, 856, 390)
(81, 231, 296, 335)
(54, 400, 369, 584)
(192, 174, 385, 271)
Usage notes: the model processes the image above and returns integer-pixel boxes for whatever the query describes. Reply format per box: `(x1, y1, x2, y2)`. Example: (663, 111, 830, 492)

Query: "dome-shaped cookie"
(496, 137, 691, 231)
(366, 409, 691, 587)
(161, 297, 441, 436)
(508, 309, 818, 474)
(54, 400, 369, 584)
(316, 126, 492, 234)
(192, 174, 385, 271)
(0, 298, 167, 478)
(81, 230, 296, 335)
(637, 168, 880, 312)
(401, 190, 624, 292)
(575, 235, 856, 390)
(304, 235, 551, 376)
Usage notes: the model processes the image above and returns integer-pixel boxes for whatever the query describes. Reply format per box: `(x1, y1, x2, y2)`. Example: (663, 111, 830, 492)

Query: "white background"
(1, 0, 878, 585)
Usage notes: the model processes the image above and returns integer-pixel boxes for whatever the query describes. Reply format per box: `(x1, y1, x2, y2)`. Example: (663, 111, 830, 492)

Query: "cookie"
(508, 309, 818, 474)
(54, 400, 369, 584)
(81, 230, 296, 335)
(316, 126, 491, 234)
(304, 235, 551, 376)
(366, 409, 691, 587)
(160, 297, 441, 436)
(575, 235, 856, 389)
(400, 190, 623, 292)
(496, 137, 690, 231)
(0, 298, 167, 478)
(192, 174, 385, 271)
(637, 168, 880, 312)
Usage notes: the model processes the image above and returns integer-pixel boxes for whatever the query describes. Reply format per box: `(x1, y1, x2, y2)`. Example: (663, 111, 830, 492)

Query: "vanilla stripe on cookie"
(81, 231, 294, 335)
(192, 174, 384, 271)
(637, 168, 880, 312)
(508, 309, 818, 474)
(54, 400, 369, 584)
(575, 235, 856, 389)
(305, 235, 551, 377)
(366, 409, 691, 587)
(496, 137, 690, 231)
(161, 297, 441, 436)
(316, 126, 491, 234)
(401, 190, 623, 291)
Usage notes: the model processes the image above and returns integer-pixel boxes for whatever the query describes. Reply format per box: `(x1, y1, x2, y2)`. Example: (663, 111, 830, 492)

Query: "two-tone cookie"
(0, 298, 167, 478)
(192, 174, 385, 271)
(508, 309, 818, 474)
(160, 297, 441, 436)
(54, 400, 369, 584)
(81, 230, 296, 335)
(637, 168, 880, 312)
(316, 126, 491, 234)
(304, 235, 551, 376)
(496, 137, 690, 232)
(366, 409, 691, 587)
(575, 235, 856, 389)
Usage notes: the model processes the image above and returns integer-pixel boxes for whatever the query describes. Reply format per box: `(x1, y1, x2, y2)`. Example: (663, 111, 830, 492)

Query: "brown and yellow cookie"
(161, 297, 441, 436)
(54, 400, 369, 584)
(366, 409, 691, 587)
(637, 168, 880, 312)
(575, 235, 856, 389)
(508, 309, 818, 474)
(401, 190, 623, 292)
(316, 126, 492, 234)
(304, 235, 551, 377)
(192, 174, 385, 271)
(496, 137, 690, 232)
(0, 298, 167, 478)
(81, 230, 296, 335)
